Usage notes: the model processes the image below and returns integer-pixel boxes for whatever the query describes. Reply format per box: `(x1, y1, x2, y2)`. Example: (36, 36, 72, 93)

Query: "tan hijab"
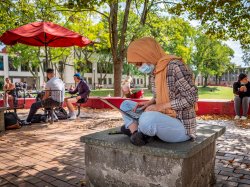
(127, 37, 182, 117)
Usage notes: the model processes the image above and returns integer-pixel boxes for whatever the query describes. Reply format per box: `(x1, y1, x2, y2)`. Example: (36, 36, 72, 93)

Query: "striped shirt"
(151, 59, 198, 138)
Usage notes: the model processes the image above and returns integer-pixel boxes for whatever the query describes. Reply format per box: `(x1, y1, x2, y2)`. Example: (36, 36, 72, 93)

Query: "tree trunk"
(113, 60, 122, 95)
(215, 75, 218, 85)
(109, 0, 131, 96)
(204, 76, 208, 87)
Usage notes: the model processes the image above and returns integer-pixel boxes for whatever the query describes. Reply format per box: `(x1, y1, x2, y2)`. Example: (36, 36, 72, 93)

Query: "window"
(137, 79, 139, 84)
(21, 64, 29, 71)
(32, 66, 40, 72)
(9, 57, 18, 71)
(97, 62, 113, 74)
(103, 78, 107, 84)
(108, 78, 112, 84)
(140, 79, 143, 84)
(0, 56, 3, 70)
(98, 78, 102, 84)
(88, 78, 92, 84)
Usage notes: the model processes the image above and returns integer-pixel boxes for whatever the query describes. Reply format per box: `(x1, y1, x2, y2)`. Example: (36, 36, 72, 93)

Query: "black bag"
(54, 107, 68, 120)
(31, 114, 48, 123)
(4, 112, 21, 130)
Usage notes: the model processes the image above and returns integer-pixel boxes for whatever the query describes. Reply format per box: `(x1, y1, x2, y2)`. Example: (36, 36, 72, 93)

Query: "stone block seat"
(0, 107, 7, 132)
(81, 124, 225, 187)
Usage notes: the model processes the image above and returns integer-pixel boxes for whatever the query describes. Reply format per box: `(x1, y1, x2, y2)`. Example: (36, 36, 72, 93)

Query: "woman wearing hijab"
(120, 37, 198, 146)
(233, 73, 250, 120)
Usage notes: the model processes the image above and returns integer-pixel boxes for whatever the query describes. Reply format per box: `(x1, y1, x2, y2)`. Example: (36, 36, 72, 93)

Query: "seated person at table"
(23, 68, 65, 125)
(3, 77, 15, 107)
(65, 73, 90, 120)
(233, 73, 250, 120)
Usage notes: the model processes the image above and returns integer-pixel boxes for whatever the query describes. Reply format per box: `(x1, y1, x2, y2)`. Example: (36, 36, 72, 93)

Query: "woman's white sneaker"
(234, 115, 240, 120)
(240, 116, 247, 120)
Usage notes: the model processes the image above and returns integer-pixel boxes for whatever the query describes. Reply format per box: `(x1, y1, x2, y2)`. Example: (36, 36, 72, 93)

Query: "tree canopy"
(171, 0, 249, 63)
(0, 0, 239, 91)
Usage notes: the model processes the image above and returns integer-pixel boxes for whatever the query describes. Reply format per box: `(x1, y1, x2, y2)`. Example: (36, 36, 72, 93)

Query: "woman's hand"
(239, 86, 247, 92)
(133, 101, 150, 112)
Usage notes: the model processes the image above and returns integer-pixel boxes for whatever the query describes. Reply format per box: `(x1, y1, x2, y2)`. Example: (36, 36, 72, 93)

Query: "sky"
(224, 40, 244, 66)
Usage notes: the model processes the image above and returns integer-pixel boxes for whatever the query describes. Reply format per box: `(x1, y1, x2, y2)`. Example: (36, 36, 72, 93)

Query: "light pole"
(93, 68, 96, 90)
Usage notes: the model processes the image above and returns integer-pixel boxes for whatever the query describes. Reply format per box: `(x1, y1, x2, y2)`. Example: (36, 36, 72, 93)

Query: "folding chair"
(75, 91, 90, 117)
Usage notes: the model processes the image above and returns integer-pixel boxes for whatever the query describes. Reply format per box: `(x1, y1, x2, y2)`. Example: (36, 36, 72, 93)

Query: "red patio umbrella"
(0, 21, 92, 64)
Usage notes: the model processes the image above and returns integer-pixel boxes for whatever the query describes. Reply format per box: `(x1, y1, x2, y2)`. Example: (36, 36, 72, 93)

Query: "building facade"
(0, 48, 147, 90)
(195, 67, 249, 86)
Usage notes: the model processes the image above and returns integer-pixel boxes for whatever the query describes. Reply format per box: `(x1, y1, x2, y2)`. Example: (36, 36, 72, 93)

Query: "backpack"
(54, 107, 68, 120)
(4, 112, 21, 130)
(31, 114, 48, 123)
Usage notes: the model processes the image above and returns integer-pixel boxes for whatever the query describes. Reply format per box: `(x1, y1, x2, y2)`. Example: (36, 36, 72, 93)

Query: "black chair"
(42, 90, 64, 124)
(74, 91, 90, 117)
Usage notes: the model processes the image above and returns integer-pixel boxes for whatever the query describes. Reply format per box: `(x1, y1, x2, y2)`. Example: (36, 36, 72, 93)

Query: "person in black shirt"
(65, 73, 90, 120)
(233, 73, 250, 120)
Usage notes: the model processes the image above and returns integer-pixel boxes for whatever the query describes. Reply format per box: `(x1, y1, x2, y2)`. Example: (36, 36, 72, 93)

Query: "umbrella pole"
(44, 32, 48, 69)
(45, 45, 48, 69)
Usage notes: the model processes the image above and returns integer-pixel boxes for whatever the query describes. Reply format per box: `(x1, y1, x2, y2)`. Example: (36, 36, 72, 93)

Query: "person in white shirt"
(24, 68, 65, 125)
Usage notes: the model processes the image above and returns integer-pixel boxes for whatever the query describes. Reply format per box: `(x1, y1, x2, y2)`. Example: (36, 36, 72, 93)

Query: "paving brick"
(51, 179, 76, 187)
(18, 182, 37, 187)
(235, 169, 250, 175)
(221, 180, 238, 187)
(216, 175, 229, 181)
(216, 152, 225, 156)
(35, 181, 55, 187)
(216, 166, 234, 172)
(23, 176, 42, 184)
(0, 183, 16, 187)
(0, 177, 9, 185)
(219, 170, 243, 178)
(38, 174, 57, 183)
(228, 176, 250, 185)
(245, 175, 250, 180)
(217, 155, 235, 161)
(238, 184, 250, 187)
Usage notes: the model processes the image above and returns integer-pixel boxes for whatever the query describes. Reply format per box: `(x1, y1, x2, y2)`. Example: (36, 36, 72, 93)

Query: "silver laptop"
(98, 97, 143, 120)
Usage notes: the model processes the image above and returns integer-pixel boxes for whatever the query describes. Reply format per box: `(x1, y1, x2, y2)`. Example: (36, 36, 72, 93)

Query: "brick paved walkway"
(0, 109, 249, 187)
(211, 120, 250, 187)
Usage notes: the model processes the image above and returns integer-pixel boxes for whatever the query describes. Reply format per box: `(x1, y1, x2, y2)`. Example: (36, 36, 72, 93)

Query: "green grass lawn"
(0, 86, 234, 100)
(89, 86, 234, 100)
(198, 86, 233, 100)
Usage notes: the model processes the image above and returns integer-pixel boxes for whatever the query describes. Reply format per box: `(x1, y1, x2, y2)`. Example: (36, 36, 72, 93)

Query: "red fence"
(0, 97, 236, 116)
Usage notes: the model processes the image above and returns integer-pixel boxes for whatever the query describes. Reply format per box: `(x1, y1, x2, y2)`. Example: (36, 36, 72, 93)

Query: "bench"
(81, 124, 225, 187)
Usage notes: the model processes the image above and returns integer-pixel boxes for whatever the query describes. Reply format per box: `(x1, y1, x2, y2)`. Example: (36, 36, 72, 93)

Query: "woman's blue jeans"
(120, 100, 190, 143)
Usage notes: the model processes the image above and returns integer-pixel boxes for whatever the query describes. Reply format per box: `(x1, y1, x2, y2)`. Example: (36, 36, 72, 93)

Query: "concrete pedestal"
(81, 125, 225, 187)
(0, 107, 7, 132)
